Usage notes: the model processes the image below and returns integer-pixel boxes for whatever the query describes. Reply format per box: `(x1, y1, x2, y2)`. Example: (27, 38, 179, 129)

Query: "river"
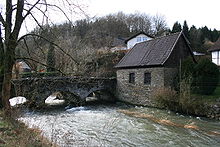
(19, 103, 220, 147)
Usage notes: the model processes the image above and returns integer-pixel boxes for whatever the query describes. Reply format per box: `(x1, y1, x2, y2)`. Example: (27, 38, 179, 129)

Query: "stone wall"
(116, 67, 178, 106)
(12, 77, 116, 104)
(164, 68, 178, 87)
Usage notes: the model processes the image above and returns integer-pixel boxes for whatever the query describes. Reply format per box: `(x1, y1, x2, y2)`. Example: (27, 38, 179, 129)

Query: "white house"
(208, 38, 220, 66)
(125, 32, 153, 49)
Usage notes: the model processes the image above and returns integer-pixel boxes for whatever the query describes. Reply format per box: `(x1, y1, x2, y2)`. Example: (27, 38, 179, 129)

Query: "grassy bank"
(154, 86, 220, 120)
(192, 86, 220, 104)
(0, 110, 54, 147)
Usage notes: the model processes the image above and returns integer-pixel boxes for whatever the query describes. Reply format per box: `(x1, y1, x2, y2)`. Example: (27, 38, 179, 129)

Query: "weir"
(12, 76, 116, 105)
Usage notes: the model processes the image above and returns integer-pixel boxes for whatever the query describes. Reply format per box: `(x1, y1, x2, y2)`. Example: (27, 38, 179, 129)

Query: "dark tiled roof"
(124, 32, 154, 44)
(115, 32, 183, 68)
(208, 38, 220, 52)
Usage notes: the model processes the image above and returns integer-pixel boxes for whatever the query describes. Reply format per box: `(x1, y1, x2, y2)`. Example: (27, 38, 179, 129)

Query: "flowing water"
(19, 103, 220, 147)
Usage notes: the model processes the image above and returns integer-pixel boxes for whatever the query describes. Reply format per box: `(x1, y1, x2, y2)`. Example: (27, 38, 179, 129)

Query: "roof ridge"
(154, 32, 181, 40)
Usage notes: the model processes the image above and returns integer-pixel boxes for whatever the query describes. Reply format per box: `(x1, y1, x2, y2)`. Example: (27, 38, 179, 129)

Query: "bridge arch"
(12, 76, 116, 106)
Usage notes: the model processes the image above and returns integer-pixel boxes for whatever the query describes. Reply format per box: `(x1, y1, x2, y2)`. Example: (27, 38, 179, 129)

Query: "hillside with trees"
(16, 12, 169, 76)
(15, 13, 220, 78)
(1, 11, 218, 80)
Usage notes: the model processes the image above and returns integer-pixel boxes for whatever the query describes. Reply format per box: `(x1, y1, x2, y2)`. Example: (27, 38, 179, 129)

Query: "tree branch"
(37, 2, 74, 26)
(12, 0, 24, 39)
(16, 57, 65, 75)
(18, 33, 79, 65)
(5, 0, 13, 40)
(23, 0, 41, 20)
(23, 4, 54, 29)
(0, 12, 6, 27)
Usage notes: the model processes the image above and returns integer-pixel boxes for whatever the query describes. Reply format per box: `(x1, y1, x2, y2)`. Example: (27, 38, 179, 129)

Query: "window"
(143, 37, 148, 41)
(212, 51, 220, 65)
(136, 37, 142, 42)
(129, 73, 135, 84)
(144, 72, 151, 85)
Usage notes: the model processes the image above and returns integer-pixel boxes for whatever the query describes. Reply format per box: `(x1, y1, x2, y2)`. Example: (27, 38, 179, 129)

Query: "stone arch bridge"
(12, 76, 116, 105)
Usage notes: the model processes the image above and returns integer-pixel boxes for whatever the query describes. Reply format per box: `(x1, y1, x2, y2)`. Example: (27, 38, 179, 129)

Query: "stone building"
(115, 32, 195, 106)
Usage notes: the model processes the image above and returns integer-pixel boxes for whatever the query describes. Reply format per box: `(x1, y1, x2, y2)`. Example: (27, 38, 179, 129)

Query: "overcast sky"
(87, 0, 220, 30)
(1, 0, 219, 36)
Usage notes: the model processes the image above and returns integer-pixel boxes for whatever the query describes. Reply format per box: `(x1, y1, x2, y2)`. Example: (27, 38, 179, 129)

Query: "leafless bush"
(179, 78, 205, 115)
(153, 87, 178, 110)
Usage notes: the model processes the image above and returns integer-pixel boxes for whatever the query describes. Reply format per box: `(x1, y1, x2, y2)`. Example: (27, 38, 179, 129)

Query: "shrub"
(192, 58, 219, 95)
(173, 57, 195, 91)
(181, 57, 195, 79)
(153, 87, 178, 110)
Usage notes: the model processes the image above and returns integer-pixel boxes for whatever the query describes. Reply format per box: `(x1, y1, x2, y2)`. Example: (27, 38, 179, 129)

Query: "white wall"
(127, 34, 152, 49)
(212, 51, 220, 65)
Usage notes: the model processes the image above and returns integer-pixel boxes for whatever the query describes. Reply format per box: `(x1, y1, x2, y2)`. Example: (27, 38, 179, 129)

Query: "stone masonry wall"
(116, 67, 177, 106)
(164, 68, 178, 87)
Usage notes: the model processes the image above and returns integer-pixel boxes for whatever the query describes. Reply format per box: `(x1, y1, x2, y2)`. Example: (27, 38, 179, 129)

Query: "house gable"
(164, 33, 195, 68)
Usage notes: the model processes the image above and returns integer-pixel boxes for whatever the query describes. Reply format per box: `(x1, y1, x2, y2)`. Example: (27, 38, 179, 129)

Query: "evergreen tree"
(183, 20, 189, 39)
(211, 29, 219, 42)
(171, 21, 182, 33)
(189, 26, 206, 53)
(192, 59, 219, 95)
(46, 43, 56, 72)
(200, 26, 211, 41)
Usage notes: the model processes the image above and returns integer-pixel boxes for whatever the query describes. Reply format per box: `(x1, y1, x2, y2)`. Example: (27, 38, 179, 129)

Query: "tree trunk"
(0, 26, 4, 108)
(2, 69, 13, 116)
(1, 40, 16, 116)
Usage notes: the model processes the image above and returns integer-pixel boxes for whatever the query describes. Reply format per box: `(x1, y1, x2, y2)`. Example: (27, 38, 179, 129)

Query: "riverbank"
(190, 95, 220, 120)
(0, 110, 55, 147)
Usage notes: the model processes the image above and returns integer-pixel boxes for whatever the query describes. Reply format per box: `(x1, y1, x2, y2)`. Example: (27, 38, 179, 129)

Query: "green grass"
(192, 86, 220, 104)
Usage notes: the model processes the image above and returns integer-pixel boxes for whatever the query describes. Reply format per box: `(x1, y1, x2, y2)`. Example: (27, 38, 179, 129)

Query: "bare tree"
(152, 14, 168, 36)
(126, 12, 152, 34)
(0, 0, 86, 115)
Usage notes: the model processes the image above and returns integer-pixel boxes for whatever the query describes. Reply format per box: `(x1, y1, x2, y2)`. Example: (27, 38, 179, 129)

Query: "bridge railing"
(16, 71, 116, 80)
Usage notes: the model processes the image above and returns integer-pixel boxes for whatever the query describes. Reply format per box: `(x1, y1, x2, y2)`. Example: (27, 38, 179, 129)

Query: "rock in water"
(9, 97, 27, 106)
(45, 95, 65, 106)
